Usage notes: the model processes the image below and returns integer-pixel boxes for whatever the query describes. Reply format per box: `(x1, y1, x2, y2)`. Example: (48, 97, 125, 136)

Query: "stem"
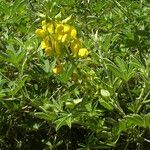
(126, 82, 133, 102)
(115, 101, 126, 117)
(143, 90, 150, 102)
(112, 95, 126, 117)
(136, 90, 150, 113)
(0, 71, 11, 82)
(136, 84, 145, 101)
(135, 84, 146, 113)
(124, 140, 129, 150)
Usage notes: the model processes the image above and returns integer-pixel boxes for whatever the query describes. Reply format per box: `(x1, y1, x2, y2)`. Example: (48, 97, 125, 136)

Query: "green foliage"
(0, 0, 150, 149)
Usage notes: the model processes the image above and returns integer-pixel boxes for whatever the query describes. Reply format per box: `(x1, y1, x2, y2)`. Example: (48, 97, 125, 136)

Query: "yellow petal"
(35, 29, 45, 38)
(41, 41, 46, 49)
(70, 27, 77, 39)
(78, 48, 89, 58)
(55, 24, 64, 34)
(41, 37, 49, 49)
(42, 20, 46, 26)
(45, 47, 54, 56)
(63, 24, 71, 33)
(71, 39, 82, 56)
(55, 33, 63, 41)
(72, 47, 79, 57)
(47, 23, 54, 34)
(61, 34, 69, 43)
(53, 65, 62, 74)
(71, 39, 82, 49)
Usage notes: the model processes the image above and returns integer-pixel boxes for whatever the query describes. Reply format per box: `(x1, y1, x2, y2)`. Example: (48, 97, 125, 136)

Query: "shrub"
(0, 0, 150, 149)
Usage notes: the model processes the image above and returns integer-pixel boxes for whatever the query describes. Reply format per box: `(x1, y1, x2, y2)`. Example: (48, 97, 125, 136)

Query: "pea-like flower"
(78, 48, 89, 58)
(35, 29, 45, 38)
(71, 38, 82, 56)
(45, 47, 54, 56)
(35, 15, 89, 74)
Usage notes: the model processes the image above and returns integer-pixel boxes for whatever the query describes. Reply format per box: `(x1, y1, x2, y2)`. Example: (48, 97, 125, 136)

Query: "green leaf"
(43, 59, 50, 73)
(113, 113, 150, 139)
(11, 75, 29, 96)
(34, 112, 56, 121)
(102, 34, 112, 52)
(54, 113, 72, 131)
(125, 114, 143, 127)
(0, 90, 5, 99)
(143, 113, 150, 127)
(66, 98, 82, 109)
(106, 57, 134, 81)
(101, 89, 110, 97)
(99, 99, 114, 110)
(58, 63, 74, 83)
(66, 115, 72, 128)
(65, 102, 74, 109)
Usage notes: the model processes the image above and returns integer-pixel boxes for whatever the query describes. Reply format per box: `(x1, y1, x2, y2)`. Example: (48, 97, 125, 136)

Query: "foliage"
(0, 0, 150, 149)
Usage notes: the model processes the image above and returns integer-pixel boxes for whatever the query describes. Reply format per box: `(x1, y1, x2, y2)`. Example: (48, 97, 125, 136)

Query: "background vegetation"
(0, 0, 150, 149)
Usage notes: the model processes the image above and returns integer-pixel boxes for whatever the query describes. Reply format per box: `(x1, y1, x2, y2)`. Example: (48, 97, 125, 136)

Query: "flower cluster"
(35, 16, 89, 74)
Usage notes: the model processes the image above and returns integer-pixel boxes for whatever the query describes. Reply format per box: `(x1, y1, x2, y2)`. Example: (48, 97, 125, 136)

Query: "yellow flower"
(56, 34, 63, 41)
(47, 23, 54, 34)
(78, 48, 89, 58)
(41, 37, 50, 49)
(45, 47, 54, 56)
(70, 27, 77, 39)
(35, 29, 45, 38)
(41, 20, 54, 34)
(54, 23, 65, 41)
(55, 23, 64, 34)
(71, 39, 82, 56)
(53, 65, 62, 74)
(61, 34, 69, 43)
(63, 24, 71, 33)
(36, 17, 89, 59)
(51, 40, 61, 56)
(41, 41, 46, 49)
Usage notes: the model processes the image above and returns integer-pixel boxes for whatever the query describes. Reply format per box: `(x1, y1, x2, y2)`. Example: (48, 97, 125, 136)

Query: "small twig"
(144, 138, 150, 143)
